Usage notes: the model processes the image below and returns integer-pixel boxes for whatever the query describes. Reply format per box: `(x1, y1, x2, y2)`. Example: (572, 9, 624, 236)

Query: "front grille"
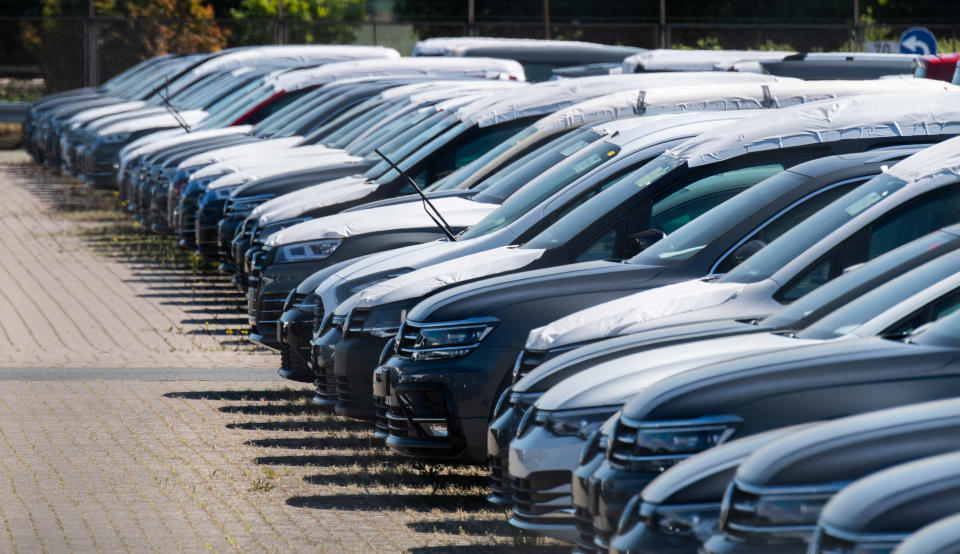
(256, 290, 289, 326)
(513, 350, 545, 383)
(395, 321, 420, 357)
(335, 376, 355, 404)
(608, 416, 641, 469)
(280, 341, 310, 374)
(312, 304, 325, 335)
(343, 307, 370, 338)
(511, 470, 571, 520)
(723, 483, 762, 539)
(373, 395, 390, 438)
(575, 507, 598, 554)
(488, 454, 512, 503)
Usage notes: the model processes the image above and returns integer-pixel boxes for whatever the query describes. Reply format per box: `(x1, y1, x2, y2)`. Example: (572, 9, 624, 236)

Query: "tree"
(230, 0, 367, 44)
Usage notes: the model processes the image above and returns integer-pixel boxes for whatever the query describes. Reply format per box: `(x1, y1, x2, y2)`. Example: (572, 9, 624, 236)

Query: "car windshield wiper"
(160, 76, 191, 133)
(375, 148, 456, 242)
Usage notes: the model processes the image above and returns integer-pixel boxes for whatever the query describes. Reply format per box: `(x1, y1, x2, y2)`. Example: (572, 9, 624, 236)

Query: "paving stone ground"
(0, 156, 563, 553)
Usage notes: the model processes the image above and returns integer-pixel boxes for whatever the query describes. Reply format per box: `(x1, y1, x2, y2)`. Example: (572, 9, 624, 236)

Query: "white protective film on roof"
(671, 89, 960, 168)
(380, 79, 526, 103)
(265, 196, 499, 246)
(353, 246, 545, 308)
(412, 37, 626, 57)
(98, 110, 207, 135)
(255, 179, 375, 225)
(177, 136, 305, 170)
(884, 133, 960, 188)
(622, 49, 793, 73)
(192, 144, 344, 181)
(461, 72, 783, 128)
(525, 279, 746, 350)
(116, 126, 251, 165)
(186, 45, 400, 79)
(272, 57, 526, 92)
(205, 152, 360, 190)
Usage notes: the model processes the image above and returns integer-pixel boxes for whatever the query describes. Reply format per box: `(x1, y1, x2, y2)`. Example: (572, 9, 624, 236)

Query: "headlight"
(632, 500, 721, 541)
(578, 425, 612, 466)
(719, 481, 841, 542)
(610, 415, 741, 473)
(357, 307, 406, 339)
(210, 186, 237, 200)
(538, 407, 619, 439)
(408, 318, 498, 361)
(99, 132, 130, 144)
(274, 239, 342, 264)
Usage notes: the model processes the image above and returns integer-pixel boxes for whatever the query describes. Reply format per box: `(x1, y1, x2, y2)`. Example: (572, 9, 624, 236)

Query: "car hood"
(352, 245, 546, 308)
(178, 136, 303, 170)
(96, 110, 207, 136)
(535, 332, 808, 411)
(119, 126, 253, 162)
(68, 101, 147, 127)
(255, 180, 381, 225)
(205, 151, 360, 190)
(526, 277, 749, 351)
(265, 196, 499, 246)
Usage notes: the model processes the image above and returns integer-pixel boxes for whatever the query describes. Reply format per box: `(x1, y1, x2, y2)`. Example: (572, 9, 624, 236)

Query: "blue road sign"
(900, 27, 938, 56)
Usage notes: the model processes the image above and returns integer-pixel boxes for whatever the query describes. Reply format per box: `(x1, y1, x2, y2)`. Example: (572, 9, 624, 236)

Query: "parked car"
(892, 512, 960, 554)
(914, 52, 960, 82)
(374, 90, 960, 464)
(610, 425, 809, 553)
(810, 450, 960, 553)
(572, 245, 960, 551)
(704, 397, 960, 553)
(759, 52, 920, 79)
(622, 49, 793, 73)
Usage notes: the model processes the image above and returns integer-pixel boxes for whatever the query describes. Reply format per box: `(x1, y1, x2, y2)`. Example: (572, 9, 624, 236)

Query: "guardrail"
(0, 103, 28, 123)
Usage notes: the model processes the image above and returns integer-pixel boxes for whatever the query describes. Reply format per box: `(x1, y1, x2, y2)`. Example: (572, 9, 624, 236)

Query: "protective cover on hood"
(413, 37, 635, 58)
(671, 89, 960, 168)
(203, 150, 359, 189)
(884, 133, 960, 188)
(266, 196, 499, 246)
(120, 125, 253, 163)
(272, 57, 526, 92)
(177, 136, 304, 170)
(533, 333, 810, 411)
(622, 49, 793, 73)
(97, 110, 207, 135)
(460, 73, 779, 128)
(525, 278, 747, 350)
(253, 177, 374, 225)
(69, 101, 147, 126)
(345, 245, 544, 308)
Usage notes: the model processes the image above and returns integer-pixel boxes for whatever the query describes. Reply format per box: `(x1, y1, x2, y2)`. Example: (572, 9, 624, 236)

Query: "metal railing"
(4, 16, 960, 91)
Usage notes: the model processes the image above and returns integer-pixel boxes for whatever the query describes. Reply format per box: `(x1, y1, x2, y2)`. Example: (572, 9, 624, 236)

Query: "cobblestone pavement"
(0, 156, 563, 553)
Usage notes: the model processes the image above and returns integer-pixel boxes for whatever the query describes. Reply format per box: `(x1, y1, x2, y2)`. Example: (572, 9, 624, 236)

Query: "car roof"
(893, 512, 960, 554)
(183, 45, 400, 79)
(412, 37, 641, 63)
(622, 49, 793, 72)
(669, 86, 960, 168)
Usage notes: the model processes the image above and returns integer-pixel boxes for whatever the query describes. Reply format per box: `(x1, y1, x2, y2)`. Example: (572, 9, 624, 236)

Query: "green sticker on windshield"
(573, 154, 602, 174)
(844, 191, 882, 216)
(560, 139, 589, 157)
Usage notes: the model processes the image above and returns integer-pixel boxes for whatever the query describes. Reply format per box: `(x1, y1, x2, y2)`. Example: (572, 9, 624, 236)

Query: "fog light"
(425, 423, 447, 437)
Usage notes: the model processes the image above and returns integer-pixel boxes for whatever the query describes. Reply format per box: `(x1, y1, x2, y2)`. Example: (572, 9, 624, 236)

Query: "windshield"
(251, 86, 333, 137)
(911, 306, 960, 347)
(192, 82, 277, 130)
(524, 153, 685, 250)
(428, 126, 540, 191)
(763, 231, 955, 328)
(459, 133, 617, 239)
(320, 97, 401, 148)
(362, 111, 460, 178)
(721, 173, 910, 284)
(632, 167, 803, 265)
(347, 104, 437, 154)
(795, 248, 960, 340)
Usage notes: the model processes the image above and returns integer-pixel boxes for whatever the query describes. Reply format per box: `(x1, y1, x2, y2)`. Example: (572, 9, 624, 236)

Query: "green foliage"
(229, 0, 367, 44)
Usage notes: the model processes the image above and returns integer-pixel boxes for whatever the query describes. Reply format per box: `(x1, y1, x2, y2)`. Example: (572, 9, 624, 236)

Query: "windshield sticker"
(573, 153, 603, 174)
(844, 191, 883, 216)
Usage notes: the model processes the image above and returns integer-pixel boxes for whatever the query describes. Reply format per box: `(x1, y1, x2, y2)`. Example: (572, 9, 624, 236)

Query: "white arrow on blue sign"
(900, 27, 938, 56)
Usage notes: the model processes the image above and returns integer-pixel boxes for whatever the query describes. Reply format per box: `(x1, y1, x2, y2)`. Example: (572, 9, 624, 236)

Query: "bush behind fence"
(4, 17, 960, 91)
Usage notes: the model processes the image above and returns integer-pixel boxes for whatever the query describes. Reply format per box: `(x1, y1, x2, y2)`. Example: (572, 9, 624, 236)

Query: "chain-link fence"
(4, 16, 960, 91)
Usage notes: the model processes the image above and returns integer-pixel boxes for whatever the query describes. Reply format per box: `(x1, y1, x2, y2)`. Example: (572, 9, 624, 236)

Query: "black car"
(376, 92, 960, 464)
(810, 450, 960, 554)
(573, 255, 960, 551)
(704, 397, 960, 553)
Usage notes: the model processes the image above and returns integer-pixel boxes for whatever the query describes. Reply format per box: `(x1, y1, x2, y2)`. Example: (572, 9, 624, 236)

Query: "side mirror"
(729, 239, 767, 266)
(625, 229, 666, 258)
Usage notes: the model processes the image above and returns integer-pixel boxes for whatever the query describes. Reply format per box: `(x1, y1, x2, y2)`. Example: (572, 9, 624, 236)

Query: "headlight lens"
(409, 319, 498, 360)
(210, 186, 237, 200)
(610, 416, 741, 473)
(274, 239, 342, 264)
(100, 132, 130, 144)
(642, 501, 722, 541)
(538, 407, 619, 439)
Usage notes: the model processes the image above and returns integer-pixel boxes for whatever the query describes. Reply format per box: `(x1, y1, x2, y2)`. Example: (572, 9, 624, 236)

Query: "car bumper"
(333, 333, 390, 421)
(507, 425, 582, 543)
(610, 518, 706, 554)
(311, 327, 341, 410)
(572, 458, 657, 554)
(487, 405, 521, 506)
(277, 307, 314, 382)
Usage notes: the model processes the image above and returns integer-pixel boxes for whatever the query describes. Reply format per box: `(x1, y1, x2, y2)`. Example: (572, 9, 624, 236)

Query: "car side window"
(714, 178, 867, 275)
(883, 289, 960, 337)
(575, 226, 620, 262)
(649, 164, 784, 235)
(777, 183, 960, 303)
